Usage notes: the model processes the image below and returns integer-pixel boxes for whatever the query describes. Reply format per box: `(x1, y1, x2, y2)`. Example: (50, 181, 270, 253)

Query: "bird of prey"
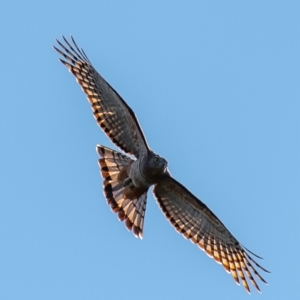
(54, 36, 269, 293)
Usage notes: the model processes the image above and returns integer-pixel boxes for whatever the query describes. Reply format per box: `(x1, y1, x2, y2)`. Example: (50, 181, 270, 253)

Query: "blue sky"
(1, 1, 299, 299)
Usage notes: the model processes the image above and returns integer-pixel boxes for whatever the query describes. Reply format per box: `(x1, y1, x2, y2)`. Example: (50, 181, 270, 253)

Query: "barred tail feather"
(96, 145, 147, 238)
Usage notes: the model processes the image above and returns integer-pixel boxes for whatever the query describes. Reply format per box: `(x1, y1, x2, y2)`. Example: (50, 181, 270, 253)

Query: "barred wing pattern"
(97, 145, 147, 238)
(54, 35, 269, 294)
(153, 177, 269, 294)
(54, 36, 149, 158)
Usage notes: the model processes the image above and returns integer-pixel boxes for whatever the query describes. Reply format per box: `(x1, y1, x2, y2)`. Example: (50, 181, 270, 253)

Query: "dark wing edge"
(153, 176, 270, 294)
(53, 35, 150, 158)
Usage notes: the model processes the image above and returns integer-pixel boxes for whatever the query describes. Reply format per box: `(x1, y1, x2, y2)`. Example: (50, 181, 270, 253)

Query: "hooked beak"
(163, 159, 168, 171)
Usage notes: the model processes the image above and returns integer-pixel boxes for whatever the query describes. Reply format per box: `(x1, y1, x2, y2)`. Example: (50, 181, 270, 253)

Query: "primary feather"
(54, 36, 269, 293)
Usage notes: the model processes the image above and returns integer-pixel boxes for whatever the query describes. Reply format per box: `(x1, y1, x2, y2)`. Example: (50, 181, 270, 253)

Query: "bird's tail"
(96, 145, 147, 238)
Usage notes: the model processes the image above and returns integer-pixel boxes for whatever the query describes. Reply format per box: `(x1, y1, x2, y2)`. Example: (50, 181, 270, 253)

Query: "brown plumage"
(97, 145, 147, 238)
(153, 177, 269, 293)
(53, 36, 148, 158)
(54, 35, 270, 293)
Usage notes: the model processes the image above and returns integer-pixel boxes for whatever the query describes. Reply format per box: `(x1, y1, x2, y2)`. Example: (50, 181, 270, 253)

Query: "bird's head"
(143, 152, 168, 181)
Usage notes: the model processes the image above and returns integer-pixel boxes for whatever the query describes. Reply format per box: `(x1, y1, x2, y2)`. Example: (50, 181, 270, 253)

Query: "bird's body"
(54, 36, 269, 293)
(97, 145, 169, 237)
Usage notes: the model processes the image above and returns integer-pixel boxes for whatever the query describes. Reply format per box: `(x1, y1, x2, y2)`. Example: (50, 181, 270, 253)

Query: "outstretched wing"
(54, 36, 149, 158)
(153, 176, 269, 294)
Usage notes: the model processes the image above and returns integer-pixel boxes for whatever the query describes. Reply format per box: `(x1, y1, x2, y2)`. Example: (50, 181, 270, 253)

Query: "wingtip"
(242, 244, 264, 260)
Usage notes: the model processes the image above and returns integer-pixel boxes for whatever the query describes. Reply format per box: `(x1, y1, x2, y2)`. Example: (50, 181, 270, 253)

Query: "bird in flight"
(54, 36, 269, 293)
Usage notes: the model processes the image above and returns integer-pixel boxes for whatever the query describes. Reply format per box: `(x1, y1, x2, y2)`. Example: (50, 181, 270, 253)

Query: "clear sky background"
(1, 1, 299, 299)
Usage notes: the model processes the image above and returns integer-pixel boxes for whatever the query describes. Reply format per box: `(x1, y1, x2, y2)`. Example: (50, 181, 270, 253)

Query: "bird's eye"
(153, 156, 159, 162)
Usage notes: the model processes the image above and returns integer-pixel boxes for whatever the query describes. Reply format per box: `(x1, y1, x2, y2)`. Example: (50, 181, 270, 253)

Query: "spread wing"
(53, 36, 149, 158)
(153, 176, 269, 294)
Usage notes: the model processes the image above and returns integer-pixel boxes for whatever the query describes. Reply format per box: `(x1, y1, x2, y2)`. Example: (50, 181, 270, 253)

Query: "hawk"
(54, 36, 269, 293)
